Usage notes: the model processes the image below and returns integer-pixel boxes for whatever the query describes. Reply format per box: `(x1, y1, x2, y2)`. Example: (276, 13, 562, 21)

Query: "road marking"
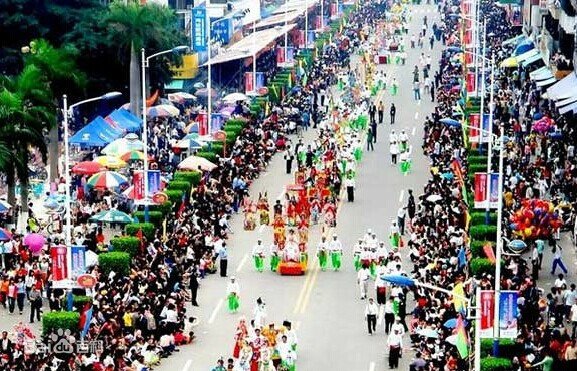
(208, 298, 224, 324)
(258, 224, 266, 234)
(399, 189, 404, 203)
(412, 126, 416, 136)
(182, 360, 192, 371)
(414, 112, 419, 120)
(293, 261, 315, 313)
(300, 260, 320, 314)
(369, 361, 376, 371)
(236, 253, 249, 273)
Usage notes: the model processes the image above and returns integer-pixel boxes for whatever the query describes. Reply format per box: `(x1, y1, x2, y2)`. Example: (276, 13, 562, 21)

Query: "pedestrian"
(28, 286, 42, 323)
(407, 189, 416, 228)
(378, 101, 384, 124)
(397, 207, 406, 235)
(387, 328, 403, 368)
(367, 127, 374, 151)
(371, 121, 377, 143)
(252, 239, 265, 273)
(284, 145, 294, 174)
(536, 238, 545, 269)
(390, 141, 399, 165)
(571, 298, 577, 338)
(15, 277, 25, 314)
(358, 264, 370, 299)
(390, 103, 396, 124)
(551, 243, 568, 275)
(369, 103, 377, 124)
(430, 81, 435, 102)
(365, 297, 378, 335)
(413, 81, 421, 101)
(7, 279, 16, 314)
(384, 300, 395, 334)
(345, 176, 356, 202)
(189, 270, 199, 306)
(218, 242, 229, 277)
(226, 277, 240, 313)
(429, 35, 434, 49)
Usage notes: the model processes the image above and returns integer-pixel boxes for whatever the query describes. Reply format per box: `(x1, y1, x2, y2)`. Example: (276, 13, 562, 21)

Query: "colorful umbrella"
(184, 122, 199, 133)
(500, 57, 518, 68)
(379, 275, 416, 287)
(147, 104, 180, 117)
(439, 118, 461, 127)
(195, 87, 217, 98)
(72, 161, 106, 175)
(94, 156, 127, 169)
(120, 150, 147, 162)
(223, 92, 249, 103)
(173, 138, 204, 149)
(178, 155, 218, 172)
(0, 200, 12, 213)
(102, 137, 144, 156)
(417, 328, 439, 338)
(0, 228, 12, 241)
(87, 171, 128, 189)
(89, 209, 134, 224)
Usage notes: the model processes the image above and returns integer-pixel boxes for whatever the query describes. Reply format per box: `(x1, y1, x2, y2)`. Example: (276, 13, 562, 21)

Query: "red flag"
(78, 302, 92, 329)
(483, 243, 496, 263)
(136, 228, 144, 241)
(177, 194, 187, 218)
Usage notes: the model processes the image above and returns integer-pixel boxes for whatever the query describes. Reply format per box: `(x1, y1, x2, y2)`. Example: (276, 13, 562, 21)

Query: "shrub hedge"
(196, 151, 218, 163)
(110, 236, 140, 257)
(470, 211, 497, 226)
(98, 252, 131, 276)
(167, 180, 191, 194)
(468, 163, 489, 174)
(165, 189, 185, 205)
(42, 311, 80, 335)
(72, 295, 93, 310)
(125, 223, 155, 241)
(470, 257, 495, 277)
(470, 240, 493, 258)
(172, 171, 201, 186)
(480, 339, 518, 358)
(480, 357, 513, 371)
(468, 155, 488, 165)
(132, 210, 163, 227)
(469, 225, 497, 241)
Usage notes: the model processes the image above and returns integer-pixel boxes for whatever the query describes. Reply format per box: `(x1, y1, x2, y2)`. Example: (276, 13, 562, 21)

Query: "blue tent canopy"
(106, 109, 141, 132)
(70, 116, 123, 147)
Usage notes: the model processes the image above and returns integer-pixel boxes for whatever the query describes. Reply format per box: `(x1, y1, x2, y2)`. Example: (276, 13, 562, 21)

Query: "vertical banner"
(133, 171, 144, 200)
(255, 72, 266, 89)
(466, 72, 476, 94)
(307, 30, 316, 48)
(197, 112, 208, 135)
(211, 113, 224, 133)
(499, 291, 519, 338)
(330, 3, 337, 17)
(479, 290, 495, 338)
(293, 30, 305, 49)
(70, 245, 86, 279)
(464, 29, 472, 45)
(245, 72, 254, 93)
(51, 245, 68, 281)
(465, 49, 474, 65)
(286, 47, 295, 65)
(148, 170, 161, 195)
(276, 47, 286, 65)
(468, 113, 480, 143)
(192, 7, 207, 52)
(315, 15, 322, 30)
(473, 173, 487, 208)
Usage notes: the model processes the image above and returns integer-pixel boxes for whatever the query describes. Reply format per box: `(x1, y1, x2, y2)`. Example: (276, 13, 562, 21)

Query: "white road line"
(236, 253, 249, 272)
(412, 126, 416, 136)
(208, 299, 224, 324)
(182, 360, 192, 371)
(414, 112, 419, 120)
(399, 189, 404, 203)
(258, 224, 266, 234)
(369, 361, 376, 371)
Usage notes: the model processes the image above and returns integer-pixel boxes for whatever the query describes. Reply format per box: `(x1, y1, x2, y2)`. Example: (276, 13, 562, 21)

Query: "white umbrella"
(86, 250, 98, 267)
(223, 92, 249, 103)
(426, 195, 443, 203)
(445, 335, 457, 345)
(178, 155, 218, 171)
(102, 137, 144, 156)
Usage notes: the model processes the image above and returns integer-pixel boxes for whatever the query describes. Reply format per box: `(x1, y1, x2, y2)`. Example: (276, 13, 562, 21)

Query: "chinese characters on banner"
(192, 8, 207, 52)
(479, 290, 495, 338)
(51, 245, 68, 281)
(245, 72, 254, 93)
(71, 246, 86, 279)
(468, 113, 491, 143)
(133, 170, 161, 200)
(499, 291, 519, 338)
(466, 72, 476, 94)
(473, 172, 499, 209)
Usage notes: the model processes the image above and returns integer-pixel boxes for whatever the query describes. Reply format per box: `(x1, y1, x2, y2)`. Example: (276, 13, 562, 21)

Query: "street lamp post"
(62, 91, 121, 282)
(141, 46, 188, 221)
(206, 18, 226, 136)
(284, 0, 289, 62)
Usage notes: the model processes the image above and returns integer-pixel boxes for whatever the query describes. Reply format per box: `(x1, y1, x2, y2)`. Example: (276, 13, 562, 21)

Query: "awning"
(272, 0, 319, 15)
(546, 72, 577, 100)
(536, 77, 557, 87)
(254, 10, 303, 29)
(559, 101, 577, 114)
(515, 48, 539, 63)
(556, 95, 577, 107)
(203, 24, 297, 66)
(502, 34, 527, 46)
(521, 53, 543, 67)
(529, 66, 553, 81)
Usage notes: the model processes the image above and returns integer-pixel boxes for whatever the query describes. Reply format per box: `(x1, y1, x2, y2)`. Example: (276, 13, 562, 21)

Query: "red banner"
(276, 47, 285, 65)
(133, 171, 144, 200)
(294, 30, 305, 49)
(468, 113, 480, 141)
(465, 50, 473, 66)
(330, 3, 337, 17)
(197, 112, 208, 135)
(245, 72, 254, 94)
(483, 243, 496, 263)
(464, 29, 472, 45)
(315, 15, 322, 30)
(466, 72, 476, 94)
(479, 290, 495, 338)
(474, 172, 487, 205)
(51, 245, 68, 281)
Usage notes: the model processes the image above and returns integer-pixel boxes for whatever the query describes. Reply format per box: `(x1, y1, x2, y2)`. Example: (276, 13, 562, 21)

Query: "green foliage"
(149, 201, 173, 216)
(224, 124, 243, 135)
(42, 311, 80, 335)
(480, 339, 518, 358)
(225, 118, 247, 127)
(110, 236, 140, 256)
(470, 225, 497, 241)
(98, 252, 131, 276)
(209, 143, 224, 156)
(470, 240, 493, 258)
(167, 180, 191, 193)
(165, 189, 184, 204)
(480, 357, 513, 371)
(125, 223, 156, 241)
(196, 151, 218, 163)
(470, 258, 495, 277)
(468, 163, 488, 174)
(468, 155, 488, 165)
(470, 212, 497, 225)
(173, 171, 201, 186)
(132, 210, 163, 226)
(72, 295, 92, 310)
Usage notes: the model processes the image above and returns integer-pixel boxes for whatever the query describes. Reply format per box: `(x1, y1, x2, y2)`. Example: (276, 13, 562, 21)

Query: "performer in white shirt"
(270, 242, 280, 272)
(357, 265, 370, 300)
(226, 277, 240, 313)
(353, 238, 364, 271)
(387, 328, 403, 368)
(365, 297, 379, 335)
(329, 234, 343, 271)
(252, 239, 266, 273)
(317, 236, 329, 271)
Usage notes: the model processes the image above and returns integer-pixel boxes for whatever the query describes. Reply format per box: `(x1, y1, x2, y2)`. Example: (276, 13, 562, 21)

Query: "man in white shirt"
(397, 207, 406, 235)
(357, 265, 370, 300)
(391, 316, 405, 336)
(387, 328, 403, 368)
(365, 298, 379, 335)
(329, 234, 343, 271)
(345, 176, 356, 202)
(252, 239, 265, 273)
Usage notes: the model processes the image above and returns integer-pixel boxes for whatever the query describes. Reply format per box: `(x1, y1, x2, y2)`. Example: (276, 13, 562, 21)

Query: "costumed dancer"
(253, 298, 267, 329)
(270, 242, 280, 272)
(257, 193, 270, 226)
(238, 342, 253, 371)
(244, 198, 257, 231)
(252, 239, 266, 273)
(389, 220, 400, 250)
(390, 77, 399, 96)
(353, 238, 363, 271)
(286, 197, 298, 227)
(399, 146, 412, 175)
(310, 197, 321, 225)
(227, 276, 240, 313)
(322, 198, 337, 228)
(317, 236, 329, 271)
(284, 230, 300, 262)
(233, 317, 249, 358)
(329, 234, 343, 271)
(273, 214, 286, 248)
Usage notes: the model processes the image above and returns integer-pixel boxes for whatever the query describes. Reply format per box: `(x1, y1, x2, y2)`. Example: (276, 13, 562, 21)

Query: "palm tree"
(106, 1, 184, 116)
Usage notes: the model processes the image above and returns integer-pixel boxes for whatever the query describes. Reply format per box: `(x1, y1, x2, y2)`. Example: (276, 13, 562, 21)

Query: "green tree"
(105, 1, 185, 115)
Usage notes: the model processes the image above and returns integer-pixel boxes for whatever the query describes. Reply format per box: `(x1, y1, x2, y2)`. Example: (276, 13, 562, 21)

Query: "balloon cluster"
(532, 116, 554, 134)
(509, 199, 563, 239)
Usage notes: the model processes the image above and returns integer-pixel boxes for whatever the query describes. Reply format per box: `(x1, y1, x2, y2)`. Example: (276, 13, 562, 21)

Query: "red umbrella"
(72, 161, 106, 175)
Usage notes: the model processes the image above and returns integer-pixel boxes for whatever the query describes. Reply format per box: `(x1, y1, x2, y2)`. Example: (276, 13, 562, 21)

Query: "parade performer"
(375, 270, 387, 305)
(284, 230, 300, 262)
(253, 298, 267, 329)
(297, 214, 309, 247)
(273, 199, 283, 217)
(389, 220, 400, 250)
(353, 238, 363, 271)
(399, 130, 409, 152)
(390, 77, 399, 95)
(399, 147, 412, 175)
(273, 214, 286, 247)
(259, 346, 276, 371)
(227, 277, 240, 313)
(286, 197, 298, 227)
(329, 234, 343, 271)
(252, 239, 266, 273)
(317, 236, 329, 271)
(238, 343, 253, 371)
(277, 335, 296, 371)
(257, 193, 270, 226)
(376, 241, 388, 265)
(244, 198, 257, 231)
(233, 317, 249, 358)
(269, 242, 280, 272)
(322, 198, 337, 227)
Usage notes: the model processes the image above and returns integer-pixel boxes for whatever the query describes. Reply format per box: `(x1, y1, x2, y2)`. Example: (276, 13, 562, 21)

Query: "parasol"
(86, 171, 128, 189)
(94, 156, 127, 169)
(89, 209, 134, 224)
(72, 161, 106, 175)
(147, 104, 180, 117)
(178, 155, 218, 172)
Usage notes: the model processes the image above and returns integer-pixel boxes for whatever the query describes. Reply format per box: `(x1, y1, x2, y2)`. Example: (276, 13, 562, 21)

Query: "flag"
(80, 307, 93, 339)
(452, 282, 467, 314)
(458, 247, 466, 267)
(455, 315, 469, 358)
(287, 72, 292, 89)
(177, 193, 187, 218)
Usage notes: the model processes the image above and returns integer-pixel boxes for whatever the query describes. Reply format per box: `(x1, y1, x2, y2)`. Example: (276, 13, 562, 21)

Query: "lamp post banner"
(499, 291, 519, 338)
(51, 245, 68, 281)
(479, 290, 495, 338)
